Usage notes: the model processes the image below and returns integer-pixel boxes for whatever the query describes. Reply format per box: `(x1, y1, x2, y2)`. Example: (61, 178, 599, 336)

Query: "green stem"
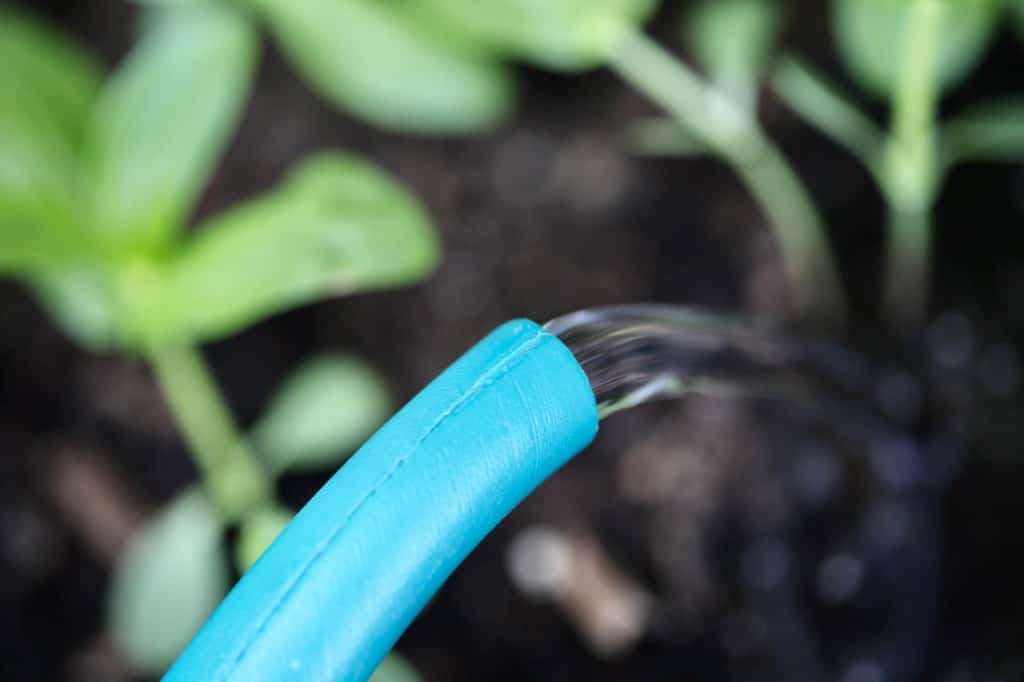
(884, 205, 932, 330)
(150, 344, 270, 520)
(883, 0, 943, 329)
(609, 32, 847, 324)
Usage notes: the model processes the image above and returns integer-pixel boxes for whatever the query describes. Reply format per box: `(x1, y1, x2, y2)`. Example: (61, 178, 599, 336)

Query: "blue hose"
(165, 320, 598, 681)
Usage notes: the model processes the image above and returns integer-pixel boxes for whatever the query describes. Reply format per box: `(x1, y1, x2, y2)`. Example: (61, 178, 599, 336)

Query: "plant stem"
(884, 205, 932, 329)
(149, 344, 270, 521)
(608, 32, 847, 324)
(883, 0, 943, 329)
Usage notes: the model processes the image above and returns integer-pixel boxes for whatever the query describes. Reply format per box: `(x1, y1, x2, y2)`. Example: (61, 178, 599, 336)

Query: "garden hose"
(165, 320, 599, 681)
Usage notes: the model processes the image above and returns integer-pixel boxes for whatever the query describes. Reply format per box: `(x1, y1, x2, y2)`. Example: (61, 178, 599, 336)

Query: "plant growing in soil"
(618, 0, 848, 324)
(128, 0, 659, 136)
(123, 0, 846, 323)
(0, 5, 436, 679)
(771, 0, 1024, 328)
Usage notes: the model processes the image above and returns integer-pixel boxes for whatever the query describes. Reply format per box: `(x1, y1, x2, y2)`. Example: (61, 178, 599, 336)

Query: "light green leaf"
(235, 504, 293, 573)
(0, 10, 99, 262)
(941, 97, 1024, 166)
(0, 212, 91, 275)
(833, 0, 1003, 98)
(108, 488, 229, 676)
(0, 8, 102, 145)
(370, 653, 424, 682)
(684, 0, 781, 109)
(770, 56, 884, 172)
(414, 0, 658, 71)
(84, 4, 256, 253)
(129, 152, 440, 346)
(29, 262, 119, 349)
(252, 354, 392, 474)
(257, 0, 513, 133)
(0, 115, 85, 271)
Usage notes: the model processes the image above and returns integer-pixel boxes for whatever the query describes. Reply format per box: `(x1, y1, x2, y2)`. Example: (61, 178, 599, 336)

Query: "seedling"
(772, 0, 1024, 329)
(125, 0, 657, 135)
(613, 0, 847, 324)
(0, 6, 436, 679)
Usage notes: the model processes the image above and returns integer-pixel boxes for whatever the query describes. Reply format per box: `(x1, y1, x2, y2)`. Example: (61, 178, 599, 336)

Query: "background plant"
(123, 0, 847, 324)
(129, 0, 659, 136)
(771, 0, 1024, 329)
(0, 5, 437, 679)
(614, 0, 847, 324)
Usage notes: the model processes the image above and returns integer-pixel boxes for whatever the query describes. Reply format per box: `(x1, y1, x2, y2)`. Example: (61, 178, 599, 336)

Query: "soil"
(3, 2, 1024, 681)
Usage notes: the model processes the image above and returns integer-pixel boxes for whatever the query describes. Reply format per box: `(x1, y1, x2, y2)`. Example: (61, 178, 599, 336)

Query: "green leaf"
(84, 4, 256, 253)
(252, 354, 392, 474)
(683, 0, 782, 109)
(370, 653, 424, 682)
(129, 152, 440, 346)
(0, 212, 91, 275)
(941, 97, 1024, 166)
(832, 0, 1003, 98)
(0, 8, 102, 145)
(108, 488, 229, 676)
(235, 504, 293, 573)
(257, 0, 513, 133)
(0, 9, 100, 265)
(770, 56, 884, 172)
(414, 0, 658, 71)
(29, 262, 120, 349)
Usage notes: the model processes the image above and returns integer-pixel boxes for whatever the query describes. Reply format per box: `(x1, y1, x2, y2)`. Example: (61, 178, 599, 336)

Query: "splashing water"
(545, 304, 871, 420)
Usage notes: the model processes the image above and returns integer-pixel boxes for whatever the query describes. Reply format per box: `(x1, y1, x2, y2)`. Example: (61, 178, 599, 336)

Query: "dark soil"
(3, 2, 1024, 681)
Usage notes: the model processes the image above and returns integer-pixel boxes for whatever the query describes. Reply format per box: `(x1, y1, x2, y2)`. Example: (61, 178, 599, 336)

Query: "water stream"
(543, 304, 955, 682)
(546, 304, 872, 420)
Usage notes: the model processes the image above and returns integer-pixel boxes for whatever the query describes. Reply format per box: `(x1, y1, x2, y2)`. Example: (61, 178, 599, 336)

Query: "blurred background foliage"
(1, 0, 1024, 681)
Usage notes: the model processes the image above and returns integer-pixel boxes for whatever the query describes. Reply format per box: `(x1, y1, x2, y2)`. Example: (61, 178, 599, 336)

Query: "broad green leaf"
(84, 5, 256, 253)
(235, 504, 293, 573)
(0, 209, 92, 275)
(941, 97, 1024, 166)
(257, 0, 513, 133)
(29, 262, 119, 349)
(1014, 0, 1024, 42)
(832, 0, 1003, 98)
(684, 0, 781, 109)
(370, 653, 424, 682)
(0, 10, 98, 256)
(0, 109, 83, 263)
(770, 56, 884, 171)
(252, 354, 392, 474)
(414, 0, 658, 71)
(128, 152, 440, 345)
(0, 8, 102, 145)
(108, 488, 229, 676)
